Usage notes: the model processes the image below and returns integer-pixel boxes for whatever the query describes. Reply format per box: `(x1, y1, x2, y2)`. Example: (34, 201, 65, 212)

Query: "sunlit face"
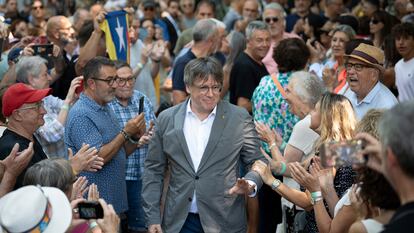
(263, 8, 285, 37)
(186, 76, 221, 116)
(15, 100, 47, 129)
(115, 66, 135, 100)
(196, 4, 214, 20)
(346, 58, 379, 100)
(285, 81, 310, 119)
(331, 31, 349, 58)
(58, 18, 76, 46)
(247, 29, 271, 60)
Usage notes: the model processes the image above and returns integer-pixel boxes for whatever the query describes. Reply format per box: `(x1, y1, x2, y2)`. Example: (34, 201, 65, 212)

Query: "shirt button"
(188, 197, 192, 202)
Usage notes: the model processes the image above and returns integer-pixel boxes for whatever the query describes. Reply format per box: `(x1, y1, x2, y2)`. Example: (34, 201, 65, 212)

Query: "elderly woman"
(256, 71, 326, 232)
(252, 38, 310, 152)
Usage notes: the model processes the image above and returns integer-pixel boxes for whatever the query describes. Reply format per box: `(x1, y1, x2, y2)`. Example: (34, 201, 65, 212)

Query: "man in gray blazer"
(142, 57, 266, 233)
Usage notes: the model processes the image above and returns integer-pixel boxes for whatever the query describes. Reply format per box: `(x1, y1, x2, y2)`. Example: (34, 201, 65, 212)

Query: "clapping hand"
(290, 162, 321, 192)
(69, 144, 104, 174)
(252, 160, 275, 186)
(255, 122, 282, 148)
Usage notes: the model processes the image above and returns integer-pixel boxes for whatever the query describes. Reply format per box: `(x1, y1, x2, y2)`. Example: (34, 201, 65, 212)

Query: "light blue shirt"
(344, 82, 398, 120)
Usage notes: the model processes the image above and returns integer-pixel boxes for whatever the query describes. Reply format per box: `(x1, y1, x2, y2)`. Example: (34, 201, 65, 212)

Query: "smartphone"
(78, 201, 104, 219)
(320, 139, 366, 168)
(32, 36, 48, 45)
(75, 79, 84, 94)
(32, 44, 54, 69)
(138, 96, 144, 114)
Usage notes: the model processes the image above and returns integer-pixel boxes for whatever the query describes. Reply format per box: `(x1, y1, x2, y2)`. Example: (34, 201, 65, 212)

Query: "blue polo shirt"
(65, 93, 128, 214)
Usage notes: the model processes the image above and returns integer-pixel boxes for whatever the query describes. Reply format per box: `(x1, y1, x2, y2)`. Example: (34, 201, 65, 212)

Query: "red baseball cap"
(2, 83, 52, 117)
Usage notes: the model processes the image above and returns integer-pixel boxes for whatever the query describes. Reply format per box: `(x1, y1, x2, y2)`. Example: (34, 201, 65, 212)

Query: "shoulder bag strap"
(271, 73, 287, 99)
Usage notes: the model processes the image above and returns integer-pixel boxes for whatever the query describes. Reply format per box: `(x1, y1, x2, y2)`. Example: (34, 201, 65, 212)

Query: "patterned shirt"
(108, 90, 156, 180)
(252, 72, 299, 152)
(36, 95, 67, 158)
(65, 93, 128, 214)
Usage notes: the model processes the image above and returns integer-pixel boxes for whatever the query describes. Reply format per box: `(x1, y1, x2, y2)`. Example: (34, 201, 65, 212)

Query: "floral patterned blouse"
(252, 72, 299, 152)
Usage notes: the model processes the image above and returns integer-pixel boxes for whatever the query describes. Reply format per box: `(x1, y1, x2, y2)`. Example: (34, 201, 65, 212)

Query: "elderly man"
(65, 57, 146, 219)
(233, 0, 259, 33)
(357, 101, 414, 233)
(108, 61, 156, 233)
(143, 57, 265, 233)
(0, 83, 50, 189)
(229, 20, 270, 113)
(261, 3, 300, 74)
(343, 43, 398, 119)
(172, 19, 222, 105)
(46, 15, 79, 99)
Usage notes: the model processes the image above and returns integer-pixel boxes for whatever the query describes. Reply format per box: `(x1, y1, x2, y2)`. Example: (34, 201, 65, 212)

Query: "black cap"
(142, 0, 156, 8)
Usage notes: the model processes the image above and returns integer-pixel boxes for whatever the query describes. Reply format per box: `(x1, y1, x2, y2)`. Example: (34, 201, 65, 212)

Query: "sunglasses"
(32, 5, 43, 10)
(264, 17, 279, 24)
(370, 19, 380, 24)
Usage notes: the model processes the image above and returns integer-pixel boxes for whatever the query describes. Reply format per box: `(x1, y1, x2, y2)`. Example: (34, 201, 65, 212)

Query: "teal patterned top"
(252, 72, 299, 152)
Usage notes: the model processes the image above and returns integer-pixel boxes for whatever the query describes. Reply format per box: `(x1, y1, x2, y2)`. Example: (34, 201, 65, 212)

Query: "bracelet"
(89, 220, 98, 229)
(311, 191, 322, 199)
(120, 129, 140, 145)
(268, 142, 277, 151)
(61, 104, 70, 111)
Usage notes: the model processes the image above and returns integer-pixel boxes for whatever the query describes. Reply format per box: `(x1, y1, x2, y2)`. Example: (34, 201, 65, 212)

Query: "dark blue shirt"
(65, 93, 128, 214)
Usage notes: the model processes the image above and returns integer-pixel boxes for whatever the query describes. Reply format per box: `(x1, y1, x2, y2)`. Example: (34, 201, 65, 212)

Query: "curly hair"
(355, 109, 400, 213)
(272, 38, 310, 73)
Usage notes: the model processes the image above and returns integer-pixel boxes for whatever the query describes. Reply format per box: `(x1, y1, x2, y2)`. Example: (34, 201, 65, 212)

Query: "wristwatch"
(271, 179, 281, 191)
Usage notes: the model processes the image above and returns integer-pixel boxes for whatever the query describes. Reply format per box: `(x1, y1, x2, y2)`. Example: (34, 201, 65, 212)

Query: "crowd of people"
(0, 0, 413, 232)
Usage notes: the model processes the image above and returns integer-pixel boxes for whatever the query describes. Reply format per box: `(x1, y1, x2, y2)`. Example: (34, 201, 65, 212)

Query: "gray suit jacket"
(142, 100, 265, 233)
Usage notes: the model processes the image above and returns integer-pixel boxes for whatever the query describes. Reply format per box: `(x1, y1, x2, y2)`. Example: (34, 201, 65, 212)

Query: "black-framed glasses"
(370, 19, 380, 24)
(32, 5, 43, 10)
(117, 77, 136, 87)
(91, 76, 120, 86)
(264, 17, 279, 24)
(193, 84, 222, 94)
(345, 63, 370, 72)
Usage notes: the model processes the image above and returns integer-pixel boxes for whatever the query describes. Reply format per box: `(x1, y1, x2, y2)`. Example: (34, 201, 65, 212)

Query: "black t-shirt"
(382, 202, 414, 233)
(172, 50, 226, 92)
(0, 129, 48, 189)
(50, 51, 78, 100)
(229, 52, 269, 105)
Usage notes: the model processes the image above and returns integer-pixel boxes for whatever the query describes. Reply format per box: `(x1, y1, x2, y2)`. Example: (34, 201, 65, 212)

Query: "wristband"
(268, 142, 277, 151)
(89, 221, 98, 229)
(279, 161, 287, 175)
(61, 104, 70, 111)
(311, 191, 322, 199)
(137, 62, 143, 69)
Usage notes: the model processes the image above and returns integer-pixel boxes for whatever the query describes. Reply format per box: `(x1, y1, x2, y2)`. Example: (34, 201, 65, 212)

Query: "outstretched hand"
(228, 178, 255, 196)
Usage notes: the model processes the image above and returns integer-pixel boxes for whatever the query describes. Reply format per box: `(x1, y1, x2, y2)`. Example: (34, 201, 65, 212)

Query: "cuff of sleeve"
(246, 179, 258, 197)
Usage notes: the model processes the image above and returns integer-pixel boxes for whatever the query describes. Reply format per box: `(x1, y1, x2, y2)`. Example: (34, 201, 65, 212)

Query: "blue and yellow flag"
(100, 10, 130, 63)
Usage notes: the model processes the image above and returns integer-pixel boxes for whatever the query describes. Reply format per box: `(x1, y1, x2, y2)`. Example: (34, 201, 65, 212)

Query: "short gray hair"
(379, 101, 414, 178)
(332, 24, 356, 40)
(289, 71, 327, 108)
(245, 20, 269, 40)
(192, 19, 218, 42)
(15, 56, 48, 84)
(210, 18, 225, 30)
(184, 57, 223, 86)
(264, 3, 286, 18)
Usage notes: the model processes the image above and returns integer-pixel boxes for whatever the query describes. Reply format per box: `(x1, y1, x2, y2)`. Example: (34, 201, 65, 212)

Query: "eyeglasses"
(91, 76, 120, 86)
(17, 101, 44, 111)
(264, 17, 279, 24)
(345, 63, 371, 72)
(32, 5, 43, 10)
(193, 84, 222, 94)
(370, 19, 380, 24)
(117, 77, 136, 87)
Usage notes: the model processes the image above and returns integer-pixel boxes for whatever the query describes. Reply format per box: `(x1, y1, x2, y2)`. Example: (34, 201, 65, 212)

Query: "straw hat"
(344, 43, 385, 72)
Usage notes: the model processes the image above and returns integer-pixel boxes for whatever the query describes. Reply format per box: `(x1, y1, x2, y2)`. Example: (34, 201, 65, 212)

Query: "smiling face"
(331, 31, 349, 58)
(346, 57, 379, 100)
(263, 8, 285, 38)
(186, 75, 221, 116)
(247, 29, 271, 61)
(285, 81, 311, 119)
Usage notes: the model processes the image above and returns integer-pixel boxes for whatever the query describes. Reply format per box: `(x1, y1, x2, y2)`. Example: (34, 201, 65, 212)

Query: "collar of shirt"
(350, 81, 381, 106)
(80, 93, 108, 111)
(185, 99, 217, 121)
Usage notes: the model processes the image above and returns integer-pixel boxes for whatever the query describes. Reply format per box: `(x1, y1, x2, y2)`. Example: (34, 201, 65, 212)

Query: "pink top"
(262, 32, 300, 74)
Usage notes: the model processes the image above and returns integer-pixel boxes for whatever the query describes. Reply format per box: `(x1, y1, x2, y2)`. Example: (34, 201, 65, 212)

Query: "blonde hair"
(314, 93, 357, 151)
(355, 109, 385, 139)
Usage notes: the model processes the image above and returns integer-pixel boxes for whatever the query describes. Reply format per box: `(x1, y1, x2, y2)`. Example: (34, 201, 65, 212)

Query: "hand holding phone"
(320, 139, 366, 168)
(138, 96, 144, 114)
(78, 201, 104, 219)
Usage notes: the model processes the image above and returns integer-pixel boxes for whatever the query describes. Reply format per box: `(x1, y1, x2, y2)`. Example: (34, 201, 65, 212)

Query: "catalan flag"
(100, 10, 130, 63)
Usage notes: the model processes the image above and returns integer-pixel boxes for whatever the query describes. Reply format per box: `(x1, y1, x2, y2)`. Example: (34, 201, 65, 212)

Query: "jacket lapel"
(174, 100, 196, 173)
(197, 101, 229, 172)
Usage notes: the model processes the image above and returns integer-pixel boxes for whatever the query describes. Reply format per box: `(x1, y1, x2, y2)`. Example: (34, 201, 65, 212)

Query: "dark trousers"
(180, 213, 205, 233)
(258, 183, 282, 233)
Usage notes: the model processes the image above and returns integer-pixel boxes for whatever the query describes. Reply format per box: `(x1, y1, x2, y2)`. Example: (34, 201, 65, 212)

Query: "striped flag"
(100, 10, 130, 63)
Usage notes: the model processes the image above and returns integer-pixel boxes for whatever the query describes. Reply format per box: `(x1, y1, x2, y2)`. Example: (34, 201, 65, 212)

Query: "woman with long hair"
(369, 10, 400, 48)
